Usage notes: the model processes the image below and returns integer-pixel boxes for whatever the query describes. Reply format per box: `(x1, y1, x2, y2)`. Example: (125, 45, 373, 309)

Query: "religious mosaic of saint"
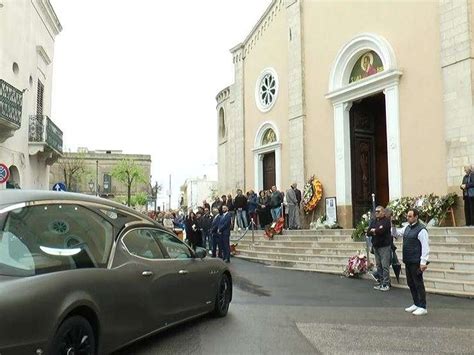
(349, 50, 384, 83)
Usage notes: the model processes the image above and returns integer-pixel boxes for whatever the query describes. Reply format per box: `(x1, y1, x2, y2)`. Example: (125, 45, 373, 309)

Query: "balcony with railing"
(0, 79, 23, 142)
(28, 115, 63, 164)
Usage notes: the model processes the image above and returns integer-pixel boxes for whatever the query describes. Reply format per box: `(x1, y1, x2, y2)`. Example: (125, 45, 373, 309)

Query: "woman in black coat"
(184, 211, 201, 250)
(257, 190, 272, 229)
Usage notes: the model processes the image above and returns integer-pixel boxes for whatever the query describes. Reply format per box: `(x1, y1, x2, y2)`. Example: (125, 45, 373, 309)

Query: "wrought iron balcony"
(28, 115, 63, 164)
(0, 79, 23, 142)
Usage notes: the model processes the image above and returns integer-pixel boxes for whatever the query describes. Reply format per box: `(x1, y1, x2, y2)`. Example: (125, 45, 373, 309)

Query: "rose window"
(255, 68, 279, 112)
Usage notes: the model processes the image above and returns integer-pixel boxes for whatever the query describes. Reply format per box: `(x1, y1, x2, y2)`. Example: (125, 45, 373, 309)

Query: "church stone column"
(228, 46, 246, 192)
(439, 0, 474, 223)
(286, 0, 306, 190)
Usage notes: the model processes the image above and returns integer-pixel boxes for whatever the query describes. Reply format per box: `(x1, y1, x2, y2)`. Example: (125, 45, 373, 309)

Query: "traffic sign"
(0, 163, 10, 184)
(52, 182, 67, 192)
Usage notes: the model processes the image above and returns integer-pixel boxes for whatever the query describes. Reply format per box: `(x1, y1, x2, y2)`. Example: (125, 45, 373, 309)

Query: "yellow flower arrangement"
(303, 175, 323, 213)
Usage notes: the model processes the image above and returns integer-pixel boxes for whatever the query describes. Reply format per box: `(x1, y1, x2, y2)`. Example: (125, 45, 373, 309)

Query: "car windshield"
(0, 203, 114, 277)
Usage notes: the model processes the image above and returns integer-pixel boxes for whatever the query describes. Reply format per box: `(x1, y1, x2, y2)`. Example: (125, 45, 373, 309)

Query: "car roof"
(0, 190, 153, 222)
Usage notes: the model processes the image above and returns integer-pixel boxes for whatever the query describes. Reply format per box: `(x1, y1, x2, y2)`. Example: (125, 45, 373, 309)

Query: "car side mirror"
(195, 247, 207, 259)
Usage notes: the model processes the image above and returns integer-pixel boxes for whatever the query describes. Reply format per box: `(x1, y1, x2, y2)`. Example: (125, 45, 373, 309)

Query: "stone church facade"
(216, 0, 474, 227)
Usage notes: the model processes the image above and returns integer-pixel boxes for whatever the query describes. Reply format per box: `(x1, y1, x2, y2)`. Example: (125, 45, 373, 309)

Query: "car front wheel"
(212, 273, 231, 317)
(50, 315, 96, 355)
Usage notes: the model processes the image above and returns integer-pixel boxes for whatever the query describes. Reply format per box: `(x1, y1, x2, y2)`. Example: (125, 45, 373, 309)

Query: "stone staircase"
(231, 227, 474, 298)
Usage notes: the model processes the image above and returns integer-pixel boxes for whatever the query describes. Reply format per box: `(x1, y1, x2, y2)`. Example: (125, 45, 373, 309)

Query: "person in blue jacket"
(217, 204, 232, 263)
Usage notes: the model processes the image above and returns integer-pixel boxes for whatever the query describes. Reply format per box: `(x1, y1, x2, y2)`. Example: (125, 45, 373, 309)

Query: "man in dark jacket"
(211, 197, 222, 215)
(217, 205, 232, 263)
(233, 189, 248, 229)
(460, 165, 474, 226)
(210, 208, 222, 258)
(200, 208, 213, 249)
(270, 186, 283, 221)
(367, 206, 392, 291)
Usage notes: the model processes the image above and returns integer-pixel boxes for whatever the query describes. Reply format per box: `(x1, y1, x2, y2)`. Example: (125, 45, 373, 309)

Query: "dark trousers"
(221, 234, 230, 261)
(405, 263, 426, 309)
(463, 196, 474, 226)
(211, 234, 222, 258)
(202, 230, 211, 249)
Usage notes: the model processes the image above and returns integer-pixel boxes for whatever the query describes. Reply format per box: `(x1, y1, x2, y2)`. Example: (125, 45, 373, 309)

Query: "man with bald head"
(367, 206, 392, 291)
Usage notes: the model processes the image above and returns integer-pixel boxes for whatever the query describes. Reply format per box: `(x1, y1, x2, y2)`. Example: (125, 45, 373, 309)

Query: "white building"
(0, 0, 62, 190)
(181, 175, 217, 212)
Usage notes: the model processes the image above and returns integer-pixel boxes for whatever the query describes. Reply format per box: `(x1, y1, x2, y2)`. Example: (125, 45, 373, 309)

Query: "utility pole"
(168, 173, 172, 211)
(95, 160, 99, 196)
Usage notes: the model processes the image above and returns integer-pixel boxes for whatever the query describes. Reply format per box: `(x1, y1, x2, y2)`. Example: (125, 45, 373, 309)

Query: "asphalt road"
(115, 258, 474, 354)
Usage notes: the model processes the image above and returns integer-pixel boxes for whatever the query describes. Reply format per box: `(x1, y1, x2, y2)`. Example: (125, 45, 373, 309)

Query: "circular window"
(12, 62, 19, 75)
(48, 220, 70, 235)
(255, 68, 279, 112)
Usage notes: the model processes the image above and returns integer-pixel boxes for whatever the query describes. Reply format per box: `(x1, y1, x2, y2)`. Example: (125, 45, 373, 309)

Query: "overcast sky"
(50, 0, 270, 207)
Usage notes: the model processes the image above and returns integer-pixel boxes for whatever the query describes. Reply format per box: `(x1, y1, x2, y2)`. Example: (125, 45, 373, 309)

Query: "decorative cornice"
(36, 45, 52, 65)
(230, 0, 284, 63)
(32, 0, 62, 37)
(326, 70, 403, 105)
(215, 86, 231, 105)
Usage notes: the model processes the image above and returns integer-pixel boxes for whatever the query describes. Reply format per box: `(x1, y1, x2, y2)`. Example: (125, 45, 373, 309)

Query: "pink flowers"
(343, 253, 370, 278)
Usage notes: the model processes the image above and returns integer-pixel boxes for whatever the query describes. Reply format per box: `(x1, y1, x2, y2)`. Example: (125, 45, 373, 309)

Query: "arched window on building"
(261, 128, 277, 146)
(218, 107, 226, 141)
(7, 165, 21, 189)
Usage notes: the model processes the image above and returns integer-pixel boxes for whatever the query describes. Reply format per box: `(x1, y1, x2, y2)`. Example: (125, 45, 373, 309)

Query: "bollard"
(251, 217, 255, 244)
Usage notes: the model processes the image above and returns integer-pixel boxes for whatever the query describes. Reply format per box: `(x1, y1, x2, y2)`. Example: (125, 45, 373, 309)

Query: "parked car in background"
(0, 190, 232, 355)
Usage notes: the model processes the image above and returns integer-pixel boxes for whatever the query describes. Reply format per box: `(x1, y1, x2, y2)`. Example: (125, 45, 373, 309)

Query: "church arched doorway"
(327, 33, 402, 227)
(253, 122, 281, 191)
(350, 93, 389, 222)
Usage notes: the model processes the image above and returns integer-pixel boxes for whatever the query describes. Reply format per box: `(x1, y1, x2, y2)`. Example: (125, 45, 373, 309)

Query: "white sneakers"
(412, 307, 428, 316)
(404, 305, 428, 315)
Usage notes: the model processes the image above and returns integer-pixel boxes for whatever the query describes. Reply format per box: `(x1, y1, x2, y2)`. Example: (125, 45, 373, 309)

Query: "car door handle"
(178, 270, 189, 275)
(142, 271, 153, 276)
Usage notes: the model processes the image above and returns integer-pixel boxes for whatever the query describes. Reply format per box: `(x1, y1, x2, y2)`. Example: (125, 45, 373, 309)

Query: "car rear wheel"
(50, 315, 96, 355)
(212, 273, 231, 317)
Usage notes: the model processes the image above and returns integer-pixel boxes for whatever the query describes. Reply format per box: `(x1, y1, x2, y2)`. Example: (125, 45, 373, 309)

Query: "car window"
(0, 204, 114, 276)
(122, 229, 164, 260)
(153, 230, 193, 259)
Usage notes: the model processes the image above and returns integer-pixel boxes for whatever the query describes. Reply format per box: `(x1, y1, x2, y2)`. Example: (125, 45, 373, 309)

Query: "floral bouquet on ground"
(343, 252, 370, 278)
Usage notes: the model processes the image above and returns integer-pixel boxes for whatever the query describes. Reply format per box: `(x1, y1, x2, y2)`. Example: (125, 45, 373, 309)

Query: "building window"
(36, 80, 44, 116)
(218, 108, 226, 140)
(262, 128, 277, 145)
(255, 67, 279, 112)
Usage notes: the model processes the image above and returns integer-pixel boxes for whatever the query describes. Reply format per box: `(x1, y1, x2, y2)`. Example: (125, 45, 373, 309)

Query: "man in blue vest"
(394, 208, 430, 316)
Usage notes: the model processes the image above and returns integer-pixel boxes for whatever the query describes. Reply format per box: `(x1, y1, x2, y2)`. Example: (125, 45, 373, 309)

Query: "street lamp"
(88, 179, 94, 194)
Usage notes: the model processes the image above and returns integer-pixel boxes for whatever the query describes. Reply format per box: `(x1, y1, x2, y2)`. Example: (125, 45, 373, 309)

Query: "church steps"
(390, 275, 474, 294)
(232, 228, 474, 297)
(276, 227, 474, 236)
(236, 244, 474, 261)
(234, 255, 474, 297)
(236, 249, 474, 272)
(233, 233, 474, 243)
(236, 239, 474, 252)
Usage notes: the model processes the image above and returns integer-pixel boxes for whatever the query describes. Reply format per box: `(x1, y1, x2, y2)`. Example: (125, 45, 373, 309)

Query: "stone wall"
(439, 0, 474, 224)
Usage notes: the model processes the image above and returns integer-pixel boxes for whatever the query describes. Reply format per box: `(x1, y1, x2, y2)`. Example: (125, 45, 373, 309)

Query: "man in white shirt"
(393, 208, 430, 316)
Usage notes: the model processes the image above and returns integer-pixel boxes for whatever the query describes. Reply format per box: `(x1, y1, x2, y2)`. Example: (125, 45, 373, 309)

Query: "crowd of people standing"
(150, 184, 303, 263)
